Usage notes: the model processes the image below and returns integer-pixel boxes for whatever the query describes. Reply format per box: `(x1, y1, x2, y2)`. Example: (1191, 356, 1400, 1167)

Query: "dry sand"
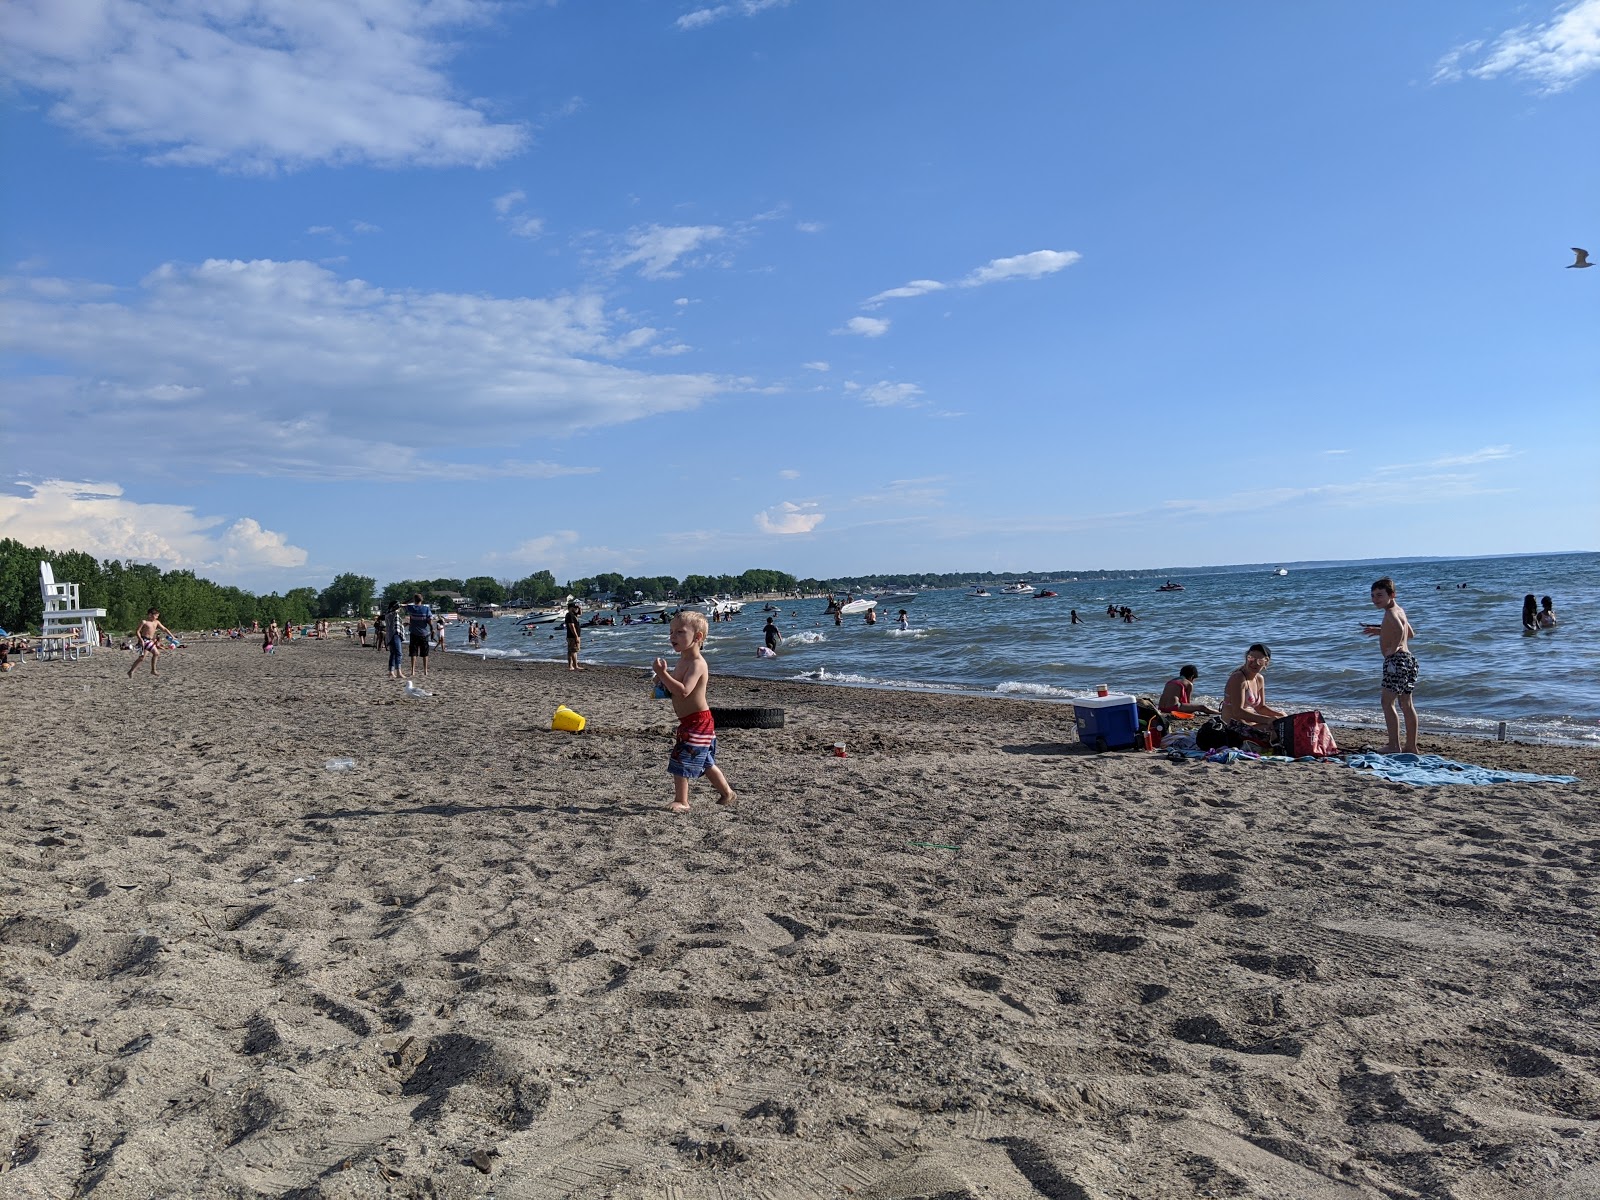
(2, 637, 1598, 1199)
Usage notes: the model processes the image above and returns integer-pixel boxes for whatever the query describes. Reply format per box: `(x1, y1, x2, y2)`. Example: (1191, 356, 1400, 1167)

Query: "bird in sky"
(1569, 247, 1593, 269)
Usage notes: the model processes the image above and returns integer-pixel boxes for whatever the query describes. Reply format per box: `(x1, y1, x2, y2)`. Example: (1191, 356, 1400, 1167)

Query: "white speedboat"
(1000, 581, 1035, 595)
(517, 610, 565, 626)
(870, 591, 917, 605)
(1273, 568, 1289, 576)
(968, 587, 991, 598)
(617, 602, 676, 618)
(839, 598, 878, 615)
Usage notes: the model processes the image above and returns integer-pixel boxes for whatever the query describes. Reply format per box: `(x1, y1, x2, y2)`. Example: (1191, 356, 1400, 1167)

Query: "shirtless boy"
(1363, 576, 1419, 754)
(1221, 643, 1284, 734)
(652, 611, 736, 814)
(127, 608, 173, 677)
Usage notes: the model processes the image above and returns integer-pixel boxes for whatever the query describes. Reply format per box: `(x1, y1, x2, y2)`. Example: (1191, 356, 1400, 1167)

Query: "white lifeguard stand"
(39, 561, 108, 660)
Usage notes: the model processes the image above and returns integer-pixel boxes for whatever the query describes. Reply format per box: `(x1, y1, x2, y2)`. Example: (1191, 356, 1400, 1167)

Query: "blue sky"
(2, 0, 1596, 591)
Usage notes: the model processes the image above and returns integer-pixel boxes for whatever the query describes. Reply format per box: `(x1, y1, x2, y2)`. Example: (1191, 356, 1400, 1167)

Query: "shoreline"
(441, 642, 1600, 751)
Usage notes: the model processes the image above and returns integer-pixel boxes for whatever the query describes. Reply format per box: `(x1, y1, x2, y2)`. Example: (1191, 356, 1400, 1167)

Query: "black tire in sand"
(711, 706, 785, 730)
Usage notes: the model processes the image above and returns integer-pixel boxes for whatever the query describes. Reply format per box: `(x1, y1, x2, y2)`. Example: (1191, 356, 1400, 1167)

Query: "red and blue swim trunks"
(668, 709, 717, 779)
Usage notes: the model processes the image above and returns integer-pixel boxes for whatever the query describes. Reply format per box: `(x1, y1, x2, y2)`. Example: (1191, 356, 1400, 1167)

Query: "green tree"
(462, 575, 506, 605)
(319, 573, 376, 618)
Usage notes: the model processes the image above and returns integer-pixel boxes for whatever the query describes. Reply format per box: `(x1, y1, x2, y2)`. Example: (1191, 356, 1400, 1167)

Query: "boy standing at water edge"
(1364, 577, 1419, 754)
(652, 611, 736, 814)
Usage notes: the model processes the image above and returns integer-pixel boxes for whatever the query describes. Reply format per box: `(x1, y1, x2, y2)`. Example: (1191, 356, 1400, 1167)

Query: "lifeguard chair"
(39, 561, 107, 660)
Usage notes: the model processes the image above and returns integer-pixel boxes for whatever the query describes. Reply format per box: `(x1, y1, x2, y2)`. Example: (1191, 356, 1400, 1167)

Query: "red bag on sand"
(1274, 711, 1339, 758)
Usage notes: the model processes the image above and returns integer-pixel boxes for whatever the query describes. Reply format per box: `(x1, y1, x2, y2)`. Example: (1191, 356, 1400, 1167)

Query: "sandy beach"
(2, 637, 1597, 1199)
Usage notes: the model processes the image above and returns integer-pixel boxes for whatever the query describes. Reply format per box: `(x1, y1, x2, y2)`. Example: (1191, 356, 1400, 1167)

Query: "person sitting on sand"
(1158, 664, 1215, 716)
(1221, 643, 1284, 735)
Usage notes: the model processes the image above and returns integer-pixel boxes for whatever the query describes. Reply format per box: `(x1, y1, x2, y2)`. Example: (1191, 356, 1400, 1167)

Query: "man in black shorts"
(405, 592, 433, 678)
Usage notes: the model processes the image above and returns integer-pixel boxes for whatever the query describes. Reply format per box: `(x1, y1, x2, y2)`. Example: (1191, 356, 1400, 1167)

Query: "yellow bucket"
(552, 704, 586, 732)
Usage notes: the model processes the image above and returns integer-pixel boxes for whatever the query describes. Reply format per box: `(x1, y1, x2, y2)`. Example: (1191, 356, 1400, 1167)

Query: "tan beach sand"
(2, 638, 1598, 1199)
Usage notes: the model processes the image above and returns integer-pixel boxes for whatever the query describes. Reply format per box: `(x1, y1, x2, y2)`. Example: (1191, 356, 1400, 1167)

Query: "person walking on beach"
(127, 608, 173, 677)
(263, 621, 278, 655)
(405, 593, 433, 678)
(565, 601, 584, 670)
(1363, 577, 1419, 754)
(382, 600, 405, 680)
(652, 611, 736, 814)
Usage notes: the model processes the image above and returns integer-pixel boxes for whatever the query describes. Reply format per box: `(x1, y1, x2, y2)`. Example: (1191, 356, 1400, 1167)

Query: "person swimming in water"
(1522, 594, 1539, 632)
(1537, 596, 1557, 628)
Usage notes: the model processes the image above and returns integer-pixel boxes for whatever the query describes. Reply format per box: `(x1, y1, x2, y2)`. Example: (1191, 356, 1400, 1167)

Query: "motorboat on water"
(1156, 581, 1185, 592)
(616, 601, 676, 620)
(1034, 590, 1059, 598)
(869, 591, 917, 605)
(839, 598, 877, 615)
(1273, 567, 1289, 576)
(517, 609, 566, 626)
(968, 587, 991, 598)
(1000, 581, 1036, 595)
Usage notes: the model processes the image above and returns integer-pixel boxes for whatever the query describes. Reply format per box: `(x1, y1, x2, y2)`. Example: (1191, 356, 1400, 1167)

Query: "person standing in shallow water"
(1364, 576, 1419, 755)
(1522, 595, 1539, 632)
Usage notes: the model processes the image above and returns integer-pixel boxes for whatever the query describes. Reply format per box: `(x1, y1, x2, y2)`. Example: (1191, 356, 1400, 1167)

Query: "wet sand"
(2, 637, 1598, 1199)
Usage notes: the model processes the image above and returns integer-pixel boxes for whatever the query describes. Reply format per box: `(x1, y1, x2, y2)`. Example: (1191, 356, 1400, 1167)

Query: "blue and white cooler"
(1072, 693, 1140, 751)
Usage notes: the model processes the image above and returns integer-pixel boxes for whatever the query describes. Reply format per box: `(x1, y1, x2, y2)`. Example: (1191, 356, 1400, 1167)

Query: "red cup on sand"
(833, 742, 847, 758)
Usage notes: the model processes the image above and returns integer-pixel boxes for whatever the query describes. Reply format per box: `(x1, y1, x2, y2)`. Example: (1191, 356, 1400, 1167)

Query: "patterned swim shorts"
(668, 709, 717, 779)
(1382, 650, 1419, 695)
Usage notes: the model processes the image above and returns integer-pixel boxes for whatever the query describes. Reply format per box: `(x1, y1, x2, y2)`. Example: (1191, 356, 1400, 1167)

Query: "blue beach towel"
(1345, 753, 1578, 787)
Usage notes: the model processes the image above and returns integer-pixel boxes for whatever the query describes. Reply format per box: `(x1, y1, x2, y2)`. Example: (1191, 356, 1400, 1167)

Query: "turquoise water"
(456, 551, 1599, 746)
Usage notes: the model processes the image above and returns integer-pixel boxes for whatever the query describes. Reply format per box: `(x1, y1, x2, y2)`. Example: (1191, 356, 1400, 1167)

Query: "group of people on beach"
(1151, 577, 1421, 755)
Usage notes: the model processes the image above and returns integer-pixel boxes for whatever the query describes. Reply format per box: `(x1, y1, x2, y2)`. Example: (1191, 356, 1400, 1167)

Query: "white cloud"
(0, 479, 307, 577)
(1437, 0, 1600, 92)
(835, 316, 889, 338)
(961, 250, 1082, 286)
(676, 0, 793, 31)
(611, 224, 727, 279)
(0, 0, 528, 172)
(492, 530, 636, 578)
(863, 279, 946, 308)
(0, 258, 723, 482)
(796, 221, 824, 234)
(802, 361, 830, 371)
(779, 469, 801, 479)
(859, 381, 924, 408)
(508, 216, 545, 239)
(352, 220, 381, 235)
(755, 500, 824, 535)
(1377, 445, 1516, 473)
(493, 189, 527, 216)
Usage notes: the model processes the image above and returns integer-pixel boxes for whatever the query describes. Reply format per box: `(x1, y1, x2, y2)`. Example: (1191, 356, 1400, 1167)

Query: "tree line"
(0, 538, 808, 633)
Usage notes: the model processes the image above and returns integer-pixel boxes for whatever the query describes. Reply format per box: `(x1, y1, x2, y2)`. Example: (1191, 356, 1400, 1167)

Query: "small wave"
(995, 681, 1080, 699)
(785, 631, 827, 645)
(887, 627, 929, 637)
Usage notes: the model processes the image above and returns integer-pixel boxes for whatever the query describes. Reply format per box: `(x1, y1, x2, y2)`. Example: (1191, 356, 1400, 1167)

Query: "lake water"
(454, 551, 1599, 746)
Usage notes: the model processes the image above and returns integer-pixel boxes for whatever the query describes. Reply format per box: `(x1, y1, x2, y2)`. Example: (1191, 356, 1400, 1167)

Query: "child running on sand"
(127, 608, 173, 677)
(1363, 576, 1419, 754)
(652, 610, 736, 814)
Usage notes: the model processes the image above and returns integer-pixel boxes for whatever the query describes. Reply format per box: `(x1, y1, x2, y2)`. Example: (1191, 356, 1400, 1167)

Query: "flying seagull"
(1570, 247, 1593, 269)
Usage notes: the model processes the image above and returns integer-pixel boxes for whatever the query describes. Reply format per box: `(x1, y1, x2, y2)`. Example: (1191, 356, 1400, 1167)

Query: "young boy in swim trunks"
(652, 610, 736, 814)
(1363, 576, 1418, 754)
(127, 608, 174, 677)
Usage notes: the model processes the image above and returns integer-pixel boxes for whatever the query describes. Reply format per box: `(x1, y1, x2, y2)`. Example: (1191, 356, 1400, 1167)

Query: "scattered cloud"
(0, 0, 527, 172)
(676, 0, 793, 32)
(863, 279, 946, 308)
(755, 500, 825, 535)
(962, 250, 1082, 286)
(857, 381, 925, 408)
(611, 224, 727, 279)
(493, 190, 544, 239)
(0, 478, 307, 579)
(493, 190, 527, 216)
(802, 361, 830, 372)
(779, 469, 801, 479)
(853, 249, 1081, 326)
(796, 221, 824, 234)
(1323, 448, 1351, 455)
(851, 476, 947, 508)
(352, 220, 381, 235)
(1435, 0, 1600, 92)
(835, 316, 890, 338)
(1377, 445, 1516, 473)
(0, 259, 723, 482)
(491, 530, 636, 577)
